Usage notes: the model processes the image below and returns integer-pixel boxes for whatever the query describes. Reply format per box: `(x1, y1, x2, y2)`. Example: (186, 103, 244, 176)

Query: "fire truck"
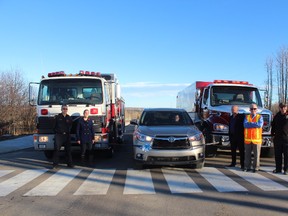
(29, 70, 125, 159)
(176, 80, 273, 156)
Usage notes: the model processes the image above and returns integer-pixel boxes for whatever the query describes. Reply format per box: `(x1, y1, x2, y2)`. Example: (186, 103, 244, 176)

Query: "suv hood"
(137, 125, 200, 137)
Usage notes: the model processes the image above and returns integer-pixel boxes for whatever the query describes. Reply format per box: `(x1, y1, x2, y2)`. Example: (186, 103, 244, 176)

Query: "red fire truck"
(176, 80, 273, 156)
(29, 70, 125, 159)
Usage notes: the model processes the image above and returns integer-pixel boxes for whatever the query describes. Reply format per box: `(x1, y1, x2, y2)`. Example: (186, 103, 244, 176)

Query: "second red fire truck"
(176, 80, 273, 156)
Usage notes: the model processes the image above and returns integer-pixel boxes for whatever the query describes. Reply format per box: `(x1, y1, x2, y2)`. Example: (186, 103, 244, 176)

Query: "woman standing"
(76, 109, 95, 164)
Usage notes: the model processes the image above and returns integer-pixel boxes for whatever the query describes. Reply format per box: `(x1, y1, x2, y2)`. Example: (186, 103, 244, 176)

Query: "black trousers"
(53, 134, 72, 165)
(230, 135, 245, 168)
(80, 141, 93, 161)
(274, 138, 288, 172)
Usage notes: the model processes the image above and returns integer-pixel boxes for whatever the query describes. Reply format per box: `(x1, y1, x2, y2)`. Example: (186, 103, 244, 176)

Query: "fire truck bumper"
(33, 134, 55, 150)
(210, 134, 274, 148)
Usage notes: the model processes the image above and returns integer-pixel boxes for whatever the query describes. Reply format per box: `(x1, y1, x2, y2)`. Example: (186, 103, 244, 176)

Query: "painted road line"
(0, 169, 48, 196)
(74, 169, 116, 195)
(229, 168, 288, 191)
(123, 169, 155, 195)
(261, 166, 288, 182)
(24, 169, 81, 196)
(0, 170, 14, 178)
(198, 167, 247, 192)
(162, 168, 202, 193)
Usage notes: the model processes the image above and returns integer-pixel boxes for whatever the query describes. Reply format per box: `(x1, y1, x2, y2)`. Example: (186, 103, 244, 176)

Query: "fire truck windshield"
(38, 79, 103, 105)
(210, 86, 263, 107)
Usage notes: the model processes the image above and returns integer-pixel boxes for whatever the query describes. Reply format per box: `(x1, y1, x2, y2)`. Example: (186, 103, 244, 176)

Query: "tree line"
(0, 69, 36, 136)
(265, 46, 288, 112)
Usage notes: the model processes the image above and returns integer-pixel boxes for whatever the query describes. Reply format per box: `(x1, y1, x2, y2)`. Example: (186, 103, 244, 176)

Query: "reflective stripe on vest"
(244, 114, 262, 144)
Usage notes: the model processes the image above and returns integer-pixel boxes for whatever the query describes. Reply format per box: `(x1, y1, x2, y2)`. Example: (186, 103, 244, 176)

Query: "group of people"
(228, 103, 288, 175)
(52, 104, 95, 169)
(51, 103, 288, 174)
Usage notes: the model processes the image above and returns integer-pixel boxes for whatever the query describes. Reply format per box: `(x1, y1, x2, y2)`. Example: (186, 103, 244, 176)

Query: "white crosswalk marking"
(162, 168, 202, 193)
(0, 166, 288, 197)
(197, 167, 247, 192)
(24, 169, 81, 196)
(74, 169, 116, 195)
(123, 169, 155, 194)
(261, 166, 288, 182)
(0, 169, 48, 196)
(229, 168, 287, 191)
(0, 170, 14, 178)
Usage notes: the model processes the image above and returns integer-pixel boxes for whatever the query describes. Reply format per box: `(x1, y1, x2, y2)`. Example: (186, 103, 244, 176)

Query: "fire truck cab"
(29, 70, 125, 159)
(177, 80, 273, 156)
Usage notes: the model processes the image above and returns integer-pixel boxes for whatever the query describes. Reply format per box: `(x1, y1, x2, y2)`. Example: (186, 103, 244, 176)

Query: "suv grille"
(152, 136, 190, 149)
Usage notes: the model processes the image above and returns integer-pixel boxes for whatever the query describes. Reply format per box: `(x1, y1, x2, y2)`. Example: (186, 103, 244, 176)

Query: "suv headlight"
(213, 123, 228, 132)
(135, 132, 153, 142)
(188, 133, 203, 142)
(188, 133, 204, 147)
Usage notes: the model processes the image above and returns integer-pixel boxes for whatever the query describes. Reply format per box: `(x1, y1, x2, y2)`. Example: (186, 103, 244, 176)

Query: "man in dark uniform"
(271, 102, 288, 175)
(53, 104, 74, 169)
(227, 105, 245, 169)
(76, 109, 95, 164)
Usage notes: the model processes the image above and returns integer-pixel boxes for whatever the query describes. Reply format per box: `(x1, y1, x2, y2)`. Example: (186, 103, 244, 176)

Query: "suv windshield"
(38, 79, 103, 105)
(210, 86, 262, 107)
(139, 111, 193, 126)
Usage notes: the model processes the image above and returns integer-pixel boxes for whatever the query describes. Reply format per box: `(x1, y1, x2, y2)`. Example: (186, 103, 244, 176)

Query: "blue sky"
(1, 0, 287, 107)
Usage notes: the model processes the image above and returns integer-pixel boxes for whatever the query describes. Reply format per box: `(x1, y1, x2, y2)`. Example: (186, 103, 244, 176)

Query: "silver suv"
(130, 108, 205, 169)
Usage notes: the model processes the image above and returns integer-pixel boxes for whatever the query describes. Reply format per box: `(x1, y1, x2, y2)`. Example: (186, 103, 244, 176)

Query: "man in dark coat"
(227, 105, 245, 169)
(76, 109, 95, 163)
(53, 104, 74, 169)
(271, 103, 288, 175)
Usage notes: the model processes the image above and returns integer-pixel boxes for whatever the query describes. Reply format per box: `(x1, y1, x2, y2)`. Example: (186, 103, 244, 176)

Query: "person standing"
(53, 104, 74, 169)
(76, 109, 95, 164)
(271, 103, 288, 175)
(227, 105, 245, 169)
(243, 103, 264, 173)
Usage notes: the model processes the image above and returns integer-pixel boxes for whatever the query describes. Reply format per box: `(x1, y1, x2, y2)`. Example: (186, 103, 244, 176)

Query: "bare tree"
(265, 57, 273, 109)
(0, 68, 36, 135)
(275, 47, 288, 104)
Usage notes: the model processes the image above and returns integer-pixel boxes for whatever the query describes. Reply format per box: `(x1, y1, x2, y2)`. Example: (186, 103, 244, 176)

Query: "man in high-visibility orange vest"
(243, 103, 264, 173)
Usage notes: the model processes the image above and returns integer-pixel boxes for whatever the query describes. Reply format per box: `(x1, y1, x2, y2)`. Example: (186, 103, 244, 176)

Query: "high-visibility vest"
(244, 114, 262, 144)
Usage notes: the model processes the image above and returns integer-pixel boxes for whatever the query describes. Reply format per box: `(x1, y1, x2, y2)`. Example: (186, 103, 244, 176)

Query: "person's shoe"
(273, 169, 281, 173)
(52, 163, 59, 169)
(241, 166, 244, 170)
(252, 169, 257, 173)
(284, 171, 287, 175)
(67, 163, 75, 168)
(227, 164, 236, 167)
(243, 168, 248, 172)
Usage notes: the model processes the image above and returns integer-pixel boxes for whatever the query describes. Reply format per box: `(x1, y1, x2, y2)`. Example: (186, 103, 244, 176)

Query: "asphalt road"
(0, 129, 288, 216)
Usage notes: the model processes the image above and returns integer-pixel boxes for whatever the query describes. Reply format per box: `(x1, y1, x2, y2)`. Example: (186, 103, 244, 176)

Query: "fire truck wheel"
(133, 161, 143, 170)
(260, 147, 274, 158)
(44, 150, 53, 159)
(106, 148, 114, 158)
(205, 146, 218, 157)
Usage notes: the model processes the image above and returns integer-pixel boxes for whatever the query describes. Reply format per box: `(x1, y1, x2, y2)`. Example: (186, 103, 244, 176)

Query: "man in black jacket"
(227, 105, 245, 169)
(271, 103, 288, 175)
(52, 104, 74, 169)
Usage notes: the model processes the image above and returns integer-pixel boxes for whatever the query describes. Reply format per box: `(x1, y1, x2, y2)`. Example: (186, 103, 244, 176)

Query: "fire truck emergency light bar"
(213, 80, 249, 85)
(47, 70, 102, 77)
